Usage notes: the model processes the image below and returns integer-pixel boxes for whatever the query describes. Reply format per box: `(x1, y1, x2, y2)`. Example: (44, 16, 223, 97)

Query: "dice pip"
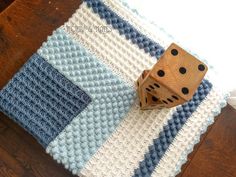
(137, 70, 164, 110)
(137, 43, 208, 108)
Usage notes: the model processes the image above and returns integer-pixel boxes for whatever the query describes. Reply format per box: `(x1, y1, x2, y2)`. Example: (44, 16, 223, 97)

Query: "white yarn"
(102, 0, 172, 49)
(35, 1, 230, 176)
(81, 101, 175, 177)
(227, 90, 236, 109)
(152, 88, 227, 177)
(80, 88, 227, 177)
(63, 3, 156, 88)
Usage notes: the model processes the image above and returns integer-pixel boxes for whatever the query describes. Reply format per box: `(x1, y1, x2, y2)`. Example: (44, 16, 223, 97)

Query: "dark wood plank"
(0, 0, 236, 177)
(0, 0, 14, 13)
(178, 105, 236, 177)
(175, 117, 212, 177)
(0, 0, 81, 176)
(0, 113, 75, 177)
(0, 0, 81, 89)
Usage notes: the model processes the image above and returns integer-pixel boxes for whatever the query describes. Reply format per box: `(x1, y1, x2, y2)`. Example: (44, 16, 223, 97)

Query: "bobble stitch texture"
(84, 0, 165, 58)
(132, 80, 212, 177)
(0, 1, 228, 176)
(38, 28, 136, 173)
(0, 54, 91, 148)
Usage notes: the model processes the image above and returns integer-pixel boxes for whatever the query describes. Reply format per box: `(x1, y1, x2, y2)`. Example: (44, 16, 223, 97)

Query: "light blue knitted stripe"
(38, 28, 136, 173)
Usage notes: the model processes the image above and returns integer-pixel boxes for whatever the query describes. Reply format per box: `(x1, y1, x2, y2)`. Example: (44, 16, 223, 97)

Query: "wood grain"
(0, 0, 14, 13)
(0, 0, 236, 177)
(0, 0, 81, 89)
(138, 70, 164, 110)
(0, 113, 75, 177)
(179, 105, 236, 177)
(146, 43, 208, 108)
(0, 0, 80, 176)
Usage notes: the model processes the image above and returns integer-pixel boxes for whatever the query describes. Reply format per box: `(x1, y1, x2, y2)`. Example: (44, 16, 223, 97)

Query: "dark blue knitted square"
(0, 53, 92, 148)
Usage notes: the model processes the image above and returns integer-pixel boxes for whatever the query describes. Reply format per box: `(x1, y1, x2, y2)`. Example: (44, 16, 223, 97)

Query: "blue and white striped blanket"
(0, 0, 228, 176)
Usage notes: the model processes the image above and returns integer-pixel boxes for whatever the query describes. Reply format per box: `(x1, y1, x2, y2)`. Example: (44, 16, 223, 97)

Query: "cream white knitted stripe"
(151, 88, 226, 177)
(80, 88, 225, 177)
(80, 101, 175, 177)
(103, 0, 223, 84)
(103, 0, 220, 85)
(103, 0, 221, 85)
(102, 0, 172, 48)
(63, 3, 156, 87)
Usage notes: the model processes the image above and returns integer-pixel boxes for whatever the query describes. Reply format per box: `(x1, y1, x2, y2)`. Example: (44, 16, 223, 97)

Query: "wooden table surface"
(0, 1, 236, 177)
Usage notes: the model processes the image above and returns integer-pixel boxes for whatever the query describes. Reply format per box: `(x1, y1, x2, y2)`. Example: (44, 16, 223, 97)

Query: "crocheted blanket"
(0, 0, 228, 176)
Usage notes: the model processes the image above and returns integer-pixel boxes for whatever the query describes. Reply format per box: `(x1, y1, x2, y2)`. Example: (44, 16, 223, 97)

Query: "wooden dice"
(137, 43, 208, 109)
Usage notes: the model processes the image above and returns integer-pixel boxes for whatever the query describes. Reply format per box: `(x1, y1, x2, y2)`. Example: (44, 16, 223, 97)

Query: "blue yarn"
(84, 0, 165, 58)
(38, 28, 136, 172)
(0, 54, 91, 148)
(133, 79, 212, 177)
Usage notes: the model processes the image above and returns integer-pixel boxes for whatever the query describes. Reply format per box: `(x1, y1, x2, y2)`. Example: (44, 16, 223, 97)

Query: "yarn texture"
(0, 53, 91, 147)
(0, 0, 228, 177)
(38, 28, 136, 171)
